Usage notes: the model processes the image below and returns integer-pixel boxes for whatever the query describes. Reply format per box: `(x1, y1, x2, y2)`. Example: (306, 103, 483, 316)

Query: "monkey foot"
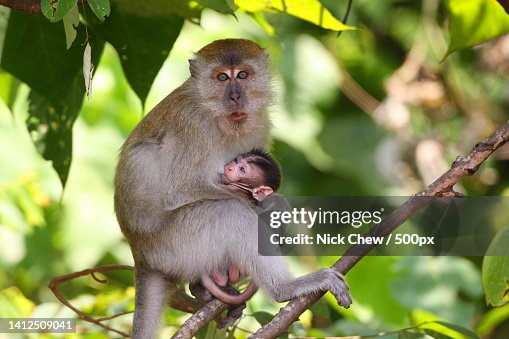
(322, 268, 352, 308)
(217, 302, 246, 328)
(189, 282, 213, 302)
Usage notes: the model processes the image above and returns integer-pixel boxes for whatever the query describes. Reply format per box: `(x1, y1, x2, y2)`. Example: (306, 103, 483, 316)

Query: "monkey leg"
(250, 256, 353, 308)
(189, 281, 247, 328)
(131, 266, 169, 339)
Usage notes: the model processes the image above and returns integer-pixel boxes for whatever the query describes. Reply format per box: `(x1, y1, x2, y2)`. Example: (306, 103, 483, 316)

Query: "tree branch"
(49, 264, 202, 337)
(174, 120, 509, 339)
(0, 0, 88, 14)
(0, 0, 41, 14)
(250, 120, 509, 338)
(48, 264, 134, 337)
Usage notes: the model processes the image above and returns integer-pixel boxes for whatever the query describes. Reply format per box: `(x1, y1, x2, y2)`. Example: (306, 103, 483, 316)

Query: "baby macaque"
(222, 148, 281, 205)
(199, 149, 283, 304)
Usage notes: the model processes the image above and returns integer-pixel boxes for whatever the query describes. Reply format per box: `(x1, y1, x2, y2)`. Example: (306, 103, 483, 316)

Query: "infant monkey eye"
(239, 166, 246, 174)
(217, 73, 229, 81)
(237, 71, 248, 79)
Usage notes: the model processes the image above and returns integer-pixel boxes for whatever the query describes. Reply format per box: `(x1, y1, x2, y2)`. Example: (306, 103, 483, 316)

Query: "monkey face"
(188, 39, 271, 135)
(223, 157, 263, 184)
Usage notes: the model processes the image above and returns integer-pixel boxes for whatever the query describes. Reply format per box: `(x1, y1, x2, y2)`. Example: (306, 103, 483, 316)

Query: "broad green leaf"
(252, 311, 274, 325)
(0, 70, 20, 112)
(2, 12, 86, 105)
(445, 0, 509, 55)
(112, 0, 201, 20)
(475, 304, 509, 335)
(235, 0, 354, 31)
(0, 287, 34, 318)
(1, 11, 105, 186)
(26, 86, 78, 187)
(89, 3, 184, 104)
(482, 225, 509, 306)
(41, 0, 77, 22)
(399, 330, 426, 339)
(433, 321, 480, 339)
(196, 0, 238, 14)
(0, 6, 9, 62)
(249, 12, 275, 35)
(63, 4, 79, 49)
(88, 0, 111, 21)
(423, 329, 454, 339)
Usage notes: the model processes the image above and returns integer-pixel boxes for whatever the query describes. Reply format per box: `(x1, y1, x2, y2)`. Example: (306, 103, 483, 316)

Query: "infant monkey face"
(223, 157, 261, 183)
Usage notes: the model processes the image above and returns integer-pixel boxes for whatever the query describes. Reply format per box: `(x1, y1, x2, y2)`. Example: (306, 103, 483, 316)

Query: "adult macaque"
(114, 39, 352, 338)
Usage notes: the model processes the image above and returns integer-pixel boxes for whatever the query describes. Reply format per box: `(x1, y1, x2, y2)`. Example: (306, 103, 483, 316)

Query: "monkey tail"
(201, 273, 258, 305)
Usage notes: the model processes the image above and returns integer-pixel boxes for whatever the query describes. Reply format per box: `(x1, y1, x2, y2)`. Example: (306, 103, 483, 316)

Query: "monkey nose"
(230, 93, 241, 102)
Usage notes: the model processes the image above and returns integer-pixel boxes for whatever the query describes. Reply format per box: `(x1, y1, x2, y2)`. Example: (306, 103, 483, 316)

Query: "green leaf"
(26, 86, 77, 187)
(309, 299, 329, 318)
(0, 6, 10, 61)
(235, 0, 354, 31)
(63, 4, 79, 49)
(445, 0, 509, 55)
(0, 287, 34, 318)
(88, 0, 111, 21)
(196, 0, 238, 14)
(476, 304, 509, 335)
(2, 12, 84, 105)
(433, 321, 480, 339)
(398, 330, 426, 339)
(482, 225, 509, 306)
(252, 311, 274, 325)
(89, 3, 184, 104)
(111, 0, 201, 20)
(1, 11, 105, 186)
(41, 0, 78, 23)
(0, 70, 20, 112)
(423, 329, 454, 339)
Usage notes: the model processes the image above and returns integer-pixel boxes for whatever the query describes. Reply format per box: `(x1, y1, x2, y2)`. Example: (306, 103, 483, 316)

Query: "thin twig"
(48, 264, 134, 337)
(50, 264, 203, 337)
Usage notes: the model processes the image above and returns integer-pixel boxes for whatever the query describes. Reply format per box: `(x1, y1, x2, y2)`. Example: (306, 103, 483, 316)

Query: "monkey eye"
(217, 73, 229, 81)
(239, 166, 246, 174)
(237, 71, 248, 79)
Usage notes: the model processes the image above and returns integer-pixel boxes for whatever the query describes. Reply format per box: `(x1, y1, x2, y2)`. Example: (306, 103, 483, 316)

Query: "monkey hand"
(318, 268, 352, 308)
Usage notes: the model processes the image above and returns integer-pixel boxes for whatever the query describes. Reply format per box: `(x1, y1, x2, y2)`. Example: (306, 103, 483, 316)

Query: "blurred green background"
(1, 0, 509, 338)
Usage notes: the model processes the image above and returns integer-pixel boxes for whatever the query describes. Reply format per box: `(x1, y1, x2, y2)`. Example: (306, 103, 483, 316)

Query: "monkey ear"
(252, 186, 273, 201)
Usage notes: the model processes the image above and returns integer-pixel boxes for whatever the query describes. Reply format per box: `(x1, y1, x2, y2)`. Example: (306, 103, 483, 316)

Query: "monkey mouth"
(228, 111, 248, 123)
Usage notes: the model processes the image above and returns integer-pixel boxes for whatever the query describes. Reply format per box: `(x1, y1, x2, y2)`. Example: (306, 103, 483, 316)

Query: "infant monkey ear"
(252, 186, 273, 201)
